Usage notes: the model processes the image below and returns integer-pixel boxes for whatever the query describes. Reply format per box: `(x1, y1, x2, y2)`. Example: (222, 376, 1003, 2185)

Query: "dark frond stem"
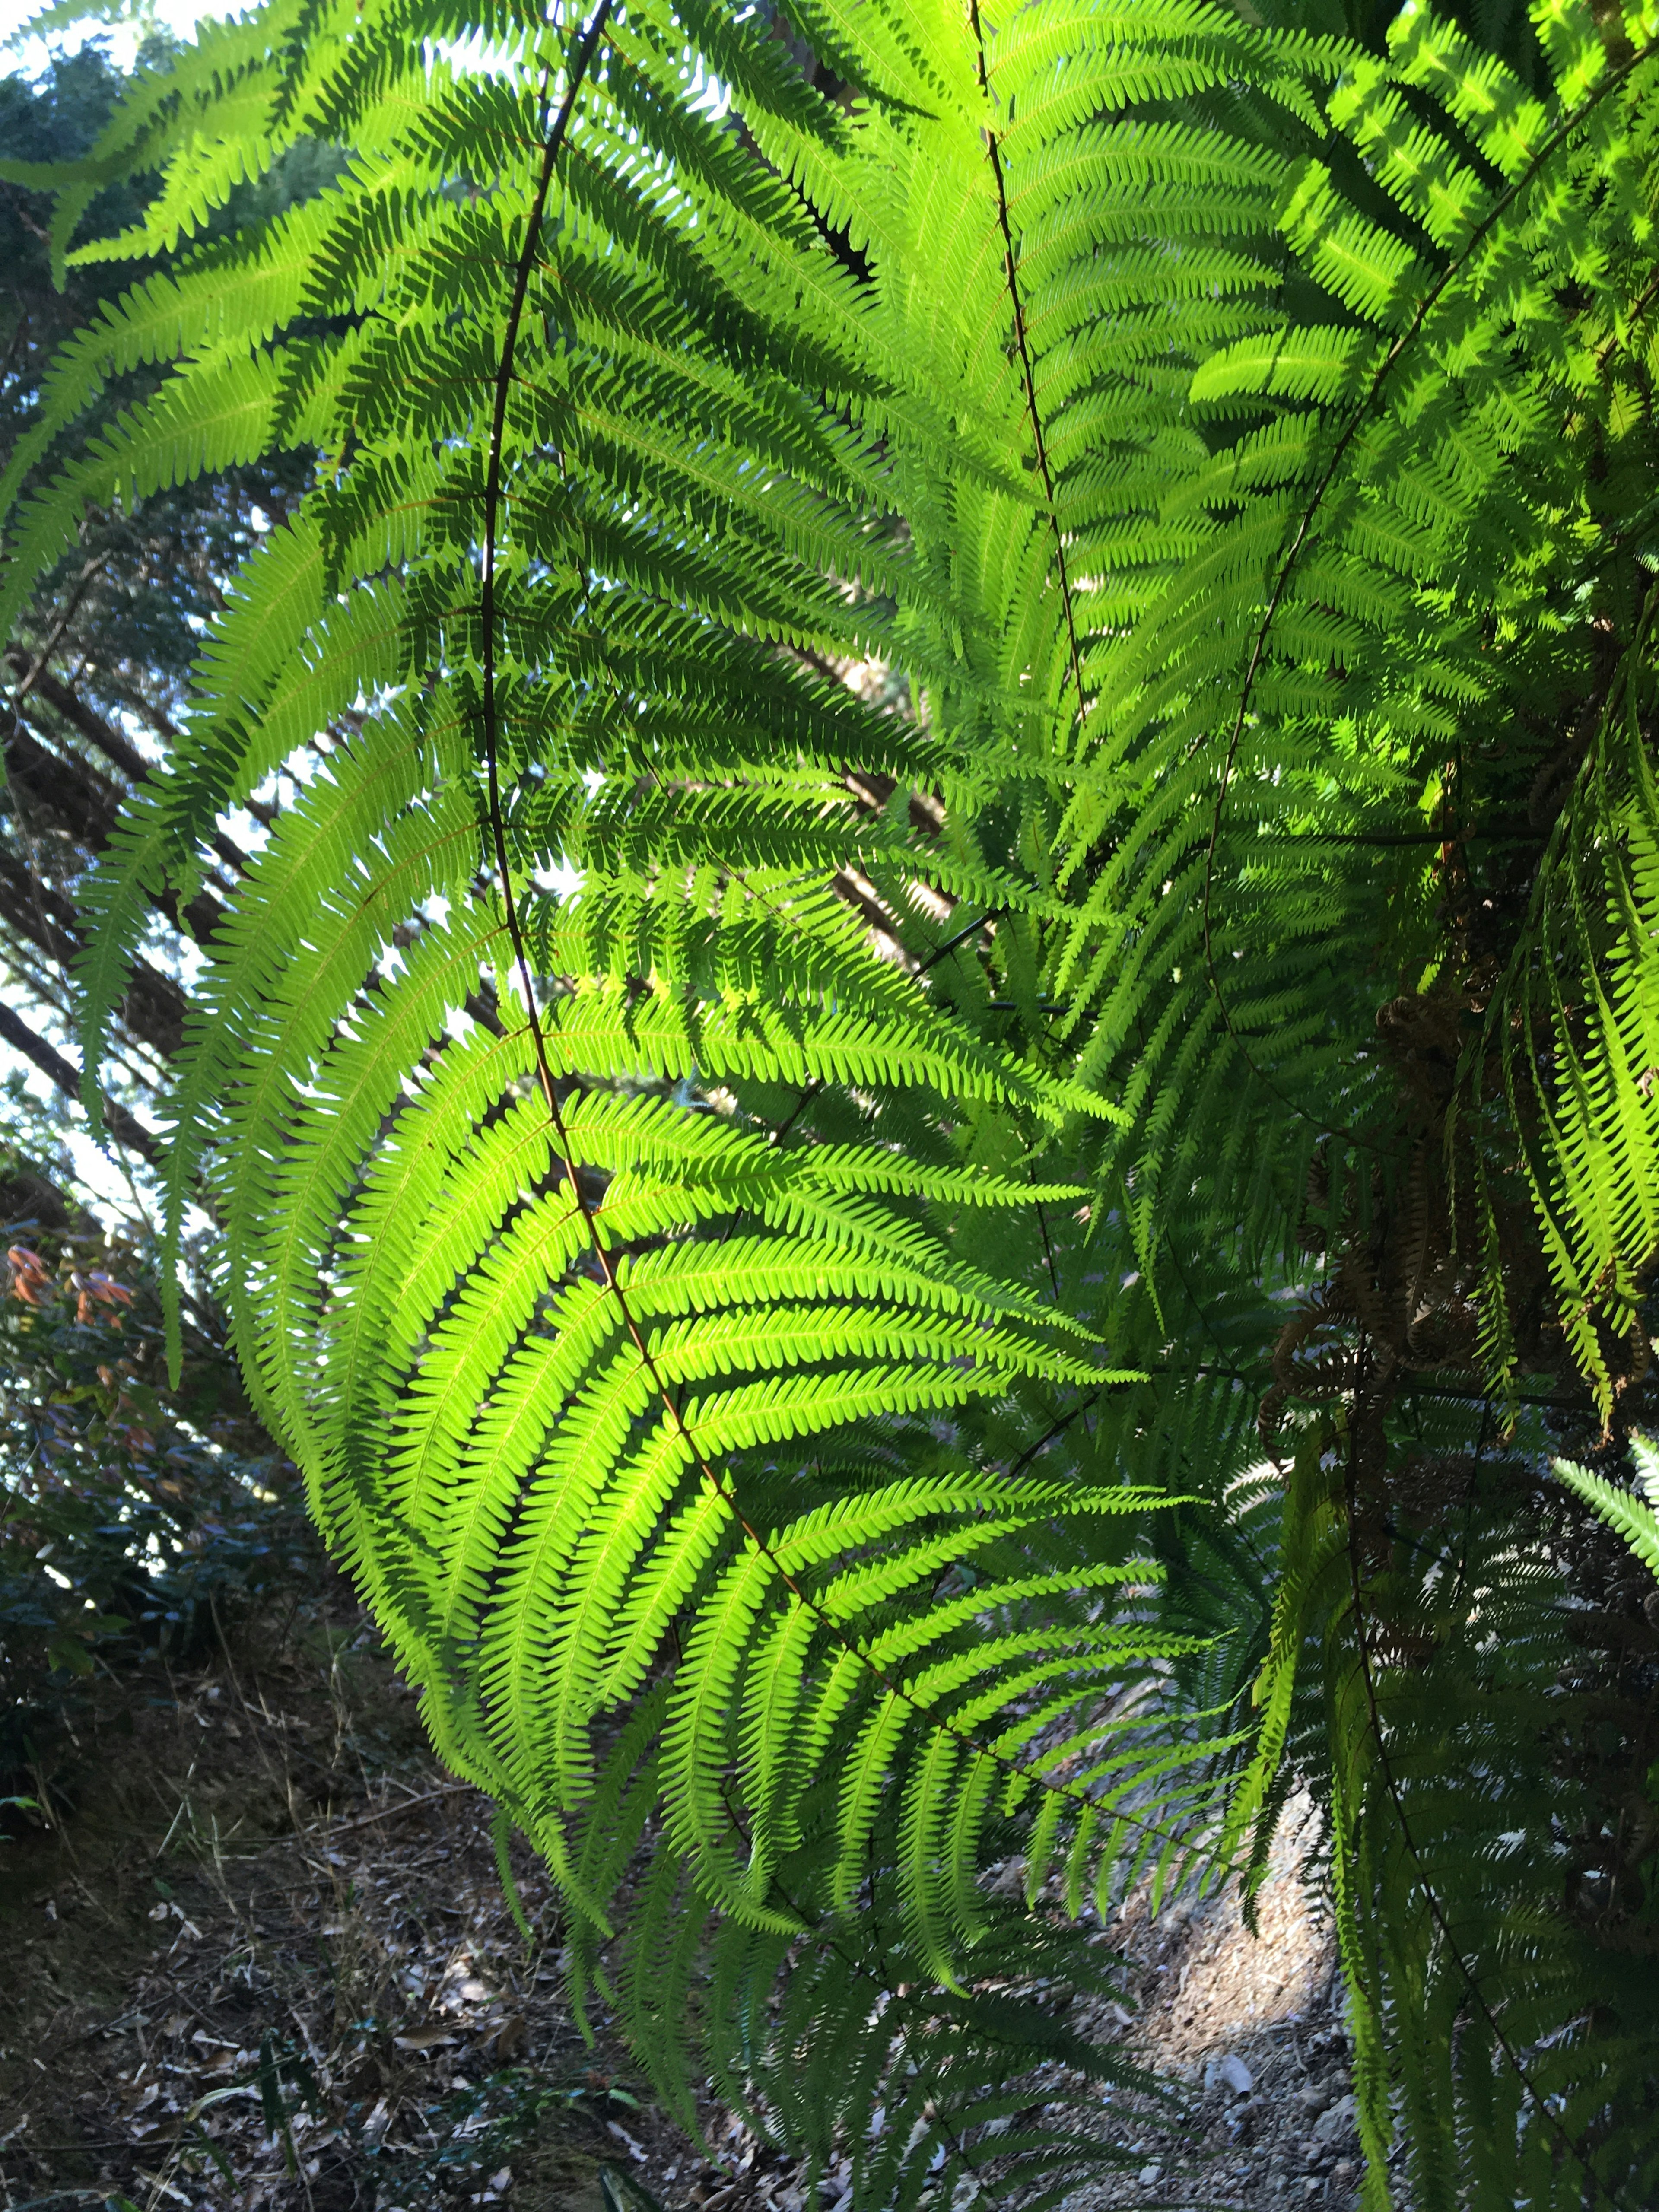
(965, 0, 1103, 1471)
(1005, 1389, 1102, 1481)
(1338, 1351, 1612, 2204)
(1029, 1163, 1073, 1445)
(1199, 39, 1659, 1143)
(474, 9, 1192, 1865)
(1398, 1377, 1583, 1410)
(1033, 1189, 1061, 1301)
(921, 902, 1006, 975)
(967, 1, 1087, 760)
(935, 1, 1080, 1326)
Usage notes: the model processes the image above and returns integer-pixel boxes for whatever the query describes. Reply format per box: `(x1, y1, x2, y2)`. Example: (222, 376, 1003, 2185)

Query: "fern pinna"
(6, 0, 1659, 2203)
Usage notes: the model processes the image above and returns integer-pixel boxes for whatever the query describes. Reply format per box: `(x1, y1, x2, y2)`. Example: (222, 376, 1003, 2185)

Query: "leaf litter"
(0, 1590, 1355, 2212)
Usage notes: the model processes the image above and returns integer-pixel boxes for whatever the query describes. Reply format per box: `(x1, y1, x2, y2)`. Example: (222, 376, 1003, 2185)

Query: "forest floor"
(0, 1584, 1360, 2212)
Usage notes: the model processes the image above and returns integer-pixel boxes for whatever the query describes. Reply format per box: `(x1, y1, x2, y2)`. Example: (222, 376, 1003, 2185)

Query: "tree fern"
(9, 0, 1659, 2201)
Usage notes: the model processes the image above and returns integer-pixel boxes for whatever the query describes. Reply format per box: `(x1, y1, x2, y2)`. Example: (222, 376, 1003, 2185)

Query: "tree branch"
(0, 1000, 162, 1163)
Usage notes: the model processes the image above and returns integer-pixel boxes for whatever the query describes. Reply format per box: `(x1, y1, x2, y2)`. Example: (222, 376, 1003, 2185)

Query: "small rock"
(1138, 2164, 1162, 2187)
(1206, 2053, 1255, 2098)
(1229, 2100, 1262, 2146)
(1314, 2093, 1358, 2143)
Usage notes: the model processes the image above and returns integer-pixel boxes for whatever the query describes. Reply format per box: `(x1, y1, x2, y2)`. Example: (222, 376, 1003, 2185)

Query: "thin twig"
(967, 2, 1087, 755)
(310, 1782, 478, 1839)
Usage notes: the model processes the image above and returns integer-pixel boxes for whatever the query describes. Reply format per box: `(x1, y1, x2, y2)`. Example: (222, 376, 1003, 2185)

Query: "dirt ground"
(1063, 1804, 1363, 2211)
(0, 1587, 706, 2212)
(0, 1591, 1357, 2212)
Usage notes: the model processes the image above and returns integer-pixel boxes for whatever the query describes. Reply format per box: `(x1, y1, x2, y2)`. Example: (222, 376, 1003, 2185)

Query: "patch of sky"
(0, 0, 548, 86)
(529, 766, 600, 901)
(3, 0, 731, 120)
(7, 1052, 162, 1219)
(534, 856, 583, 898)
(0, 0, 237, 74)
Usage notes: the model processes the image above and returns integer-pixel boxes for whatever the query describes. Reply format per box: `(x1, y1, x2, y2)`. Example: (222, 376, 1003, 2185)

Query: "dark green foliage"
(0, 1137, 311, 1803)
